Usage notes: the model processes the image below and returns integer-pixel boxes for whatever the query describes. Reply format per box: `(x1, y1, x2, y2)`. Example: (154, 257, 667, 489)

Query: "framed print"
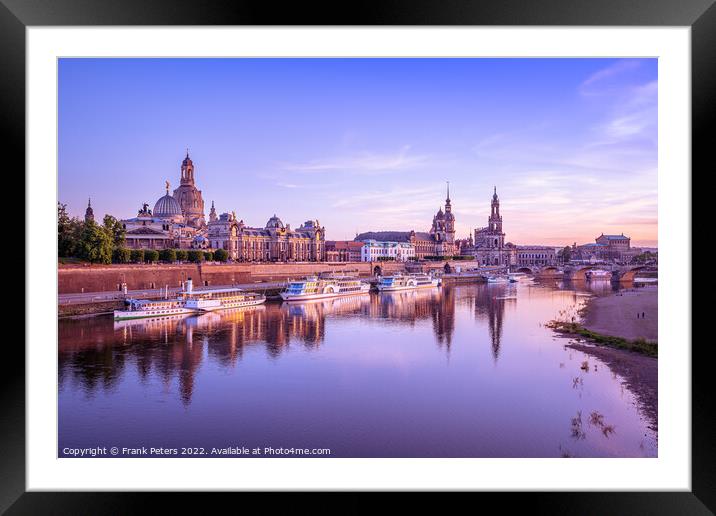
(3, 0, 713, 512)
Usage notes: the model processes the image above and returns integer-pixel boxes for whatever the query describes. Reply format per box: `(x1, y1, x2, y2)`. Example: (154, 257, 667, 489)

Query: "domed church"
(172, 151, 206, 228)
(153, 181, 184, 223)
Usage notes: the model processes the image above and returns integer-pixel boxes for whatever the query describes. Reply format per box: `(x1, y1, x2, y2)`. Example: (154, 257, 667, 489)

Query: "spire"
(165, 180, 170, 194)
(84, 197, 95, 223)
(446, 181, 450, 202)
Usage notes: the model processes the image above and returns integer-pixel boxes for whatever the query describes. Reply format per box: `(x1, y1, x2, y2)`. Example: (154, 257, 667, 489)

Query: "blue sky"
(59, 58, 657, 246)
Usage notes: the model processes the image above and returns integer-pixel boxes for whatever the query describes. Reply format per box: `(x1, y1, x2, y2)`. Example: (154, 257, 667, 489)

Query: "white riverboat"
(508, 272, 527, 283)
(585, 269, 612, 281)
(280, 275, 370, 302)
(486, 275, 509, 284)
(377, 273, 439, 292)
(180, 279, 266, 312)
(114, 298, 198, 321)
(113, 278, 265, 320)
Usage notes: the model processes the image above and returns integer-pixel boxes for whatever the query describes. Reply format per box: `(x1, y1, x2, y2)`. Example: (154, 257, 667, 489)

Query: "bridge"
(512, 263, 657, 282)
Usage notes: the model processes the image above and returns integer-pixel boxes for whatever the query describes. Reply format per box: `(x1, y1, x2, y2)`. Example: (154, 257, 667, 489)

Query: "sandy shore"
(582, 286, 658, 342)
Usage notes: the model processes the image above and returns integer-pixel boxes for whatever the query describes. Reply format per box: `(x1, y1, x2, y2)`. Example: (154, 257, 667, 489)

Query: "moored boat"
(280, 275, 370, 302)
(485, 275, 509, 284)
(377, 273, 439, 292)
(113, 278, 265, 320)
(585, 269, 612, 281)
(113, 298, 198, 321)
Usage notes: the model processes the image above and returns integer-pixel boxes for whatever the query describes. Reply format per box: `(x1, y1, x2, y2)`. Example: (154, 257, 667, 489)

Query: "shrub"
(130, 249, 145, 263)
(203, 251, 214, 262)
(159, 248, 177, 262)
(145, 249, 159, 263)
(188, 250, 204, 263)
(112, 247, 131, 264)
(176, 249, 189, 262)
(214, 248, 229, 262)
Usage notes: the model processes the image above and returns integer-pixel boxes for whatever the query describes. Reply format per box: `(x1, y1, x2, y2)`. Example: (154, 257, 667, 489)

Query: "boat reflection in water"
(59, 281, 656, 458)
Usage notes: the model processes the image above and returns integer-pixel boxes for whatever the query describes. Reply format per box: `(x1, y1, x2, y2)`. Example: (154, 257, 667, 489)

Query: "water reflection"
(58, 281, 656, 457)
(59, 287, 522, 404)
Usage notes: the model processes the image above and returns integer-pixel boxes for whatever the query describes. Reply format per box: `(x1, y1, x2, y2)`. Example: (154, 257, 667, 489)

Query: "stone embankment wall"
(58, 261, 415, 294)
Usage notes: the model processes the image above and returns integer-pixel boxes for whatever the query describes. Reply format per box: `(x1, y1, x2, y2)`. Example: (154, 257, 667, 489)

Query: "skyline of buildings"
(60, 58, 657, 246)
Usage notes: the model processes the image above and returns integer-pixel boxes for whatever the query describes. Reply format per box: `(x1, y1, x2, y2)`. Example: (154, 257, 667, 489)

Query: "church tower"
(84, 198, 95, 224)
(444, 181, 455, 244)
(209, 200, 218, 222)
(488, 186, 504, 249)
(172, 150, 206, 228)
(489, 186, 502, 233)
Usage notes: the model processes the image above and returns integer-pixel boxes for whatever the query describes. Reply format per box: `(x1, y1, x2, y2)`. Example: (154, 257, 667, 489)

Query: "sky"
(59, 58, 658, 247)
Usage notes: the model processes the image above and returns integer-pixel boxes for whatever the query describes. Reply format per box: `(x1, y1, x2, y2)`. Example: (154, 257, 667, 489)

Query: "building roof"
(153, 193, 182, 219)
(599, 234, 630, 240)
(355, 231, 412, 242)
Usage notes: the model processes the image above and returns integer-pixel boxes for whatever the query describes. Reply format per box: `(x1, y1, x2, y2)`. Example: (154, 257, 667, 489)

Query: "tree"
(75, 220, 113, 264)
(103, 214, 126, 248)
(560, 246, 572, 263)
(113, 247, 131, 264)
(188, 250, 204, 263)
(130, 249, 145, 263)
(58, 202, 82, 257)
(159, 248, 177, 262)
(145, 249, 159, 263)
(203, 251, 214, 262)
(214, 248, 229, 262)
(176, 249, 189, 262)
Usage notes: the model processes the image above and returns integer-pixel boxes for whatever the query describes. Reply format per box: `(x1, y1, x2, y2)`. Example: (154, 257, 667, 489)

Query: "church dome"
(435, 208, 444, 219)
(154, 193, 182, 219)
(265, 214, 284, 229)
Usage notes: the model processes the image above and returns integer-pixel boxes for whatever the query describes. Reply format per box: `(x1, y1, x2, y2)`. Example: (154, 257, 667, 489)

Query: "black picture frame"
(3, 0, 711, 512)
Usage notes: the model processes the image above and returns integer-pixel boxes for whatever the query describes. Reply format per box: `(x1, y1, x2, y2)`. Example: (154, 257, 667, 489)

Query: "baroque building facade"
(354, 184, 456, 259)
(460, 188, 556, 267)
(207, 212, 325, 262)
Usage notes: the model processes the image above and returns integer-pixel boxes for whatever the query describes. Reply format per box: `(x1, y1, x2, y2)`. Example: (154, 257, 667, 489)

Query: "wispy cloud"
(280, 145, 430, 174)
(579, 60, 642, 96)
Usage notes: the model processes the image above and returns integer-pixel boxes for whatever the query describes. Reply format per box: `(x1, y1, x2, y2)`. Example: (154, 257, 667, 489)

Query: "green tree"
(176, 249, 189, 262)
(113, 247, 131, 264)
(58, 202, 82, 257)
(130, 249, 145, 263)
(188, 250, 205, 263)
(145, 249, 159, 263)
(203, 251, 214, 262)
(75, 220, 113, 264)
(159, 248, 177, 262)
(214, 248, 229, 262)
(103, 214, 126, 248)
(559, 246, 572, 263)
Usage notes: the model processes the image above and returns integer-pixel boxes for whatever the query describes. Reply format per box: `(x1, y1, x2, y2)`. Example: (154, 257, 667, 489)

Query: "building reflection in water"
(470, 284, 510, 362)
(59, 284, 521, 403)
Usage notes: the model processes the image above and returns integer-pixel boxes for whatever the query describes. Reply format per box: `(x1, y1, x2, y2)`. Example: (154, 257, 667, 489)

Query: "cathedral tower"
(84, 198, 95, 224)
(444, 181, 455, 244)
(172, 150, 206, 228)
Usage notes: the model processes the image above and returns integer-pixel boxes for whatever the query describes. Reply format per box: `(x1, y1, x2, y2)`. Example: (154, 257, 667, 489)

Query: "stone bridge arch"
(616, 265, 649, 282)
(568, 265, 601, 281)
(516, 266, 535, 274)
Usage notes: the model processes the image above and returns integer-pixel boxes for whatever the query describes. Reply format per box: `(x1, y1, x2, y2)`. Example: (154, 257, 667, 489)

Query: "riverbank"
(581, 286, 657, 342)
(547, 286, 659, 431)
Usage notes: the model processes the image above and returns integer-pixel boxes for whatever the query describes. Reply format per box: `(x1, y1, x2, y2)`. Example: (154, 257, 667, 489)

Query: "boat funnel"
(186, 277, 193, 294)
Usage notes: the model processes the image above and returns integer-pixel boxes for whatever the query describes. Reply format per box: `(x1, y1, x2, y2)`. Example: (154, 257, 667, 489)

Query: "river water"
(58, 280, 657, 458)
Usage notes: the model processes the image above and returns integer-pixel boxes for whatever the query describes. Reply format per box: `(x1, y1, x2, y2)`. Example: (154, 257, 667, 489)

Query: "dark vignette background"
(2, 0, 713, 513)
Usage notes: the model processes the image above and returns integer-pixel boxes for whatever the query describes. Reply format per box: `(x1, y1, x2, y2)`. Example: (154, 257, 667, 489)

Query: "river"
(58, 279, 657, 458)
